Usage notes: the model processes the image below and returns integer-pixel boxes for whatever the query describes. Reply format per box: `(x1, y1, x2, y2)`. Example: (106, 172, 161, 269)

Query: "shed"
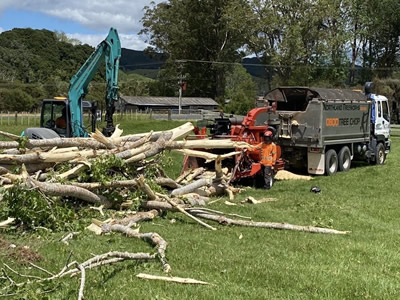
(119, 96, 219, 112)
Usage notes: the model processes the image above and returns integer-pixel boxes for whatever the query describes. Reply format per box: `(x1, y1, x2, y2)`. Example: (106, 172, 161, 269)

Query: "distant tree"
(140, 0, 247, 99)
(224, 65, 256, 115)
(0, 88, 34, 112)
(54, 31, 82, 46)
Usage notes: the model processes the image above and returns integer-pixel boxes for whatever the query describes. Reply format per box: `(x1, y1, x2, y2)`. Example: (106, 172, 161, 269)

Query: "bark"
(70, 179, 138, 190)
(185, 167, 205, 182)
(28, 178, 113, 208)
(0, 149, 107, 165)
(155, 177, 181, 189)
(56, 164, 88, 180)
(125, 133, 171, 164)
(113, 132, 152, 159)
(0, 163, 54, 174)
(0, 177, 12, 185)
(111, 210, 159, 227)
(90, 129, 117, 149)
(170, 178, 212, 196)
(0, 166, 8, 175)
(175, 149, 240, 163)
(0, 137, 107, 150)
(167, 139, 250, 150)
(116, 143, 152, 160)
(176, 169, 193, 184)
(0, 130, 20, 141)
(109, 122, 194, 144)
(141, 200, 190, 211)
(161, 195, 216, 231)
(137, 175, 157, 200)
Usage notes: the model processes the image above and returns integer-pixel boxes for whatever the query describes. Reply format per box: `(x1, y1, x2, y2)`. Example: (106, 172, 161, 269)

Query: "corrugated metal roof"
(265, 87, 367, 102)
(121, 96, 218, 107)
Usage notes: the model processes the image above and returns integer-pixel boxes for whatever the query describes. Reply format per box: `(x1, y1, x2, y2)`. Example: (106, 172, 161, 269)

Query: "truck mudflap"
(385, 139, 391, 153)
(307, 148, 325, 175)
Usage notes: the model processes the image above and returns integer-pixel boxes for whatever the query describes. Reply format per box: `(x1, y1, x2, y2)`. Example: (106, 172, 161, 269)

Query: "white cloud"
(0, 27, 4, 34)
(66, 32, 150, 50)
(1, 0, 163, 33)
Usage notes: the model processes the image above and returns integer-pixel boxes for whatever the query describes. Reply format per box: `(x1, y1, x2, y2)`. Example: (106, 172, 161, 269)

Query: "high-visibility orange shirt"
(55, 117, 66, 129)
(249, 142, 277, 166)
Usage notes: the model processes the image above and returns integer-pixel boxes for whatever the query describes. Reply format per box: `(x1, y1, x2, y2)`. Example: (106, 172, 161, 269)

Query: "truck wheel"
(325, 149, 338, 176)
(338, 146, 351, 172)
(375, 143, 386, 165)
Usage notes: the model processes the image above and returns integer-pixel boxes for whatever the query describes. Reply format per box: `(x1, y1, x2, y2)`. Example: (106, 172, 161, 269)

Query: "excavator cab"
(38, 98, 96, 138)
(40, 98, 71, 137)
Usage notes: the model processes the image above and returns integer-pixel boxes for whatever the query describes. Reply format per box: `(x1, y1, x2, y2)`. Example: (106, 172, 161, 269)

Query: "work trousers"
(263, 166, 274, 189)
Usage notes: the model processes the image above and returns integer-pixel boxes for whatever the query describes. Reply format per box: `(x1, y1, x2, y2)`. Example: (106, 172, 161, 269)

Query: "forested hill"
(0, 28, 94, 84)
(0, 28, 158, 112)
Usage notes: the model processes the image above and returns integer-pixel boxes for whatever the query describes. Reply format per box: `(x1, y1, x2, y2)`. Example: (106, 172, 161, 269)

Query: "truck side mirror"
(365, 82, 373, 95)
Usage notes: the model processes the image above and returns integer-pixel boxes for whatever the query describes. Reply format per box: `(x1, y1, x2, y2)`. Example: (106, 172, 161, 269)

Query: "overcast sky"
(0, 0, 163, 50)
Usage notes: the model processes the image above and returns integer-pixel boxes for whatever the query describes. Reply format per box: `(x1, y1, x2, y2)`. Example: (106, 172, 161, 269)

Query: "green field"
(1, 120, 400, 299)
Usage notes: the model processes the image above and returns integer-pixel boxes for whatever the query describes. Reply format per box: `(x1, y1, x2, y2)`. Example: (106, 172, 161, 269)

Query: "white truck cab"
(371, 94, 390, 139)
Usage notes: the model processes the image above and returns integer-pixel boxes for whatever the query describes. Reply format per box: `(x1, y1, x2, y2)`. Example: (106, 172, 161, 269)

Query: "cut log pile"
(0, 123, 349, 299)
(0, 123, 248, 207)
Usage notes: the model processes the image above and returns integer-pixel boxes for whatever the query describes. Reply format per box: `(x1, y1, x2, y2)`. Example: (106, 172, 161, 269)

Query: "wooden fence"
(0, 112, 41, 127)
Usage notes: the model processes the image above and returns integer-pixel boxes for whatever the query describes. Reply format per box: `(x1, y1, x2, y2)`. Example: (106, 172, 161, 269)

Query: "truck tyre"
(338, 146, 351, 172)
(325, 149, 338, 176)
(375, 143, 386, 165)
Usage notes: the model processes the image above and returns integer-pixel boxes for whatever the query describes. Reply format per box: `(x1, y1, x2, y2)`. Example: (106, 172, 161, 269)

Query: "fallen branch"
(101, 224, 171, 272)
(136, 273, 212, 285)
(159, 194, 216, 231)
(141, 200, 349, 234)
(191, 213, 350, 235)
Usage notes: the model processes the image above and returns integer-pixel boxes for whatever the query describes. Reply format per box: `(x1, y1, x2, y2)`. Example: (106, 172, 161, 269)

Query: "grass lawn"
(1, 120, 400, 299)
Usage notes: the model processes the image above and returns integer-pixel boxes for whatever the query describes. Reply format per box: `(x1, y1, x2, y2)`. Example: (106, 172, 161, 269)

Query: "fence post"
(149, 109, 152, 120)
(14, 112, 18, 125)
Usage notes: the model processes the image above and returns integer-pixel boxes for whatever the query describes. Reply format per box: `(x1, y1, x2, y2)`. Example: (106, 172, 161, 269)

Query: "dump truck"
(188, 84, 391, 179)
(258, 85, 391, 175)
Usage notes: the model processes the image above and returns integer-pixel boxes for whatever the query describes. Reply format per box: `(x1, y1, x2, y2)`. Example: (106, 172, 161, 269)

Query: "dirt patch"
(275, 170, 313, 181)
(0, 234, 42, 265)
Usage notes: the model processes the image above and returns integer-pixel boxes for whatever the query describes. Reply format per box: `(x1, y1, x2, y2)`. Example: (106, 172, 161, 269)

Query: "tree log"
(125, 133, 171, 164)
(70, 179, 138, 190)
(28, 178, 113, 208)
(170, 178, 212, 196)
(0, 149, 107, 165)
(155, 177, 181, 189)
(167, 139, 250, 150)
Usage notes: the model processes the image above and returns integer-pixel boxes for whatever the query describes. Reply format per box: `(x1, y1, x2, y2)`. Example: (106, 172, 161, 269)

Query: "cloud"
(0, 27, 3, 34)
(66, 32, 149, 50)
(1, 0, 163, 33)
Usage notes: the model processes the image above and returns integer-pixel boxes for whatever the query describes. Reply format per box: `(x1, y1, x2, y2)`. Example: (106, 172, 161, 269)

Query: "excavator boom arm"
(68, 28, 121, 137)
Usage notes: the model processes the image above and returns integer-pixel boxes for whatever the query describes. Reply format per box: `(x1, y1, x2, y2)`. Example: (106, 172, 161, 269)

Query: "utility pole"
(178, 72, 183, 115)
(176, 60, 186, 115)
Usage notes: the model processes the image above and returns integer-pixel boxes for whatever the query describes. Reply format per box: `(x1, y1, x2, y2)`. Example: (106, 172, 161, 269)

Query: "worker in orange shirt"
(248, 130, 277, 189)
(55, 107, 67, 129)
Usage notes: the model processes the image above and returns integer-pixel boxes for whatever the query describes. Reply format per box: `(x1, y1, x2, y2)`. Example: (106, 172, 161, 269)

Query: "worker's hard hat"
(264, 131, 273, 137)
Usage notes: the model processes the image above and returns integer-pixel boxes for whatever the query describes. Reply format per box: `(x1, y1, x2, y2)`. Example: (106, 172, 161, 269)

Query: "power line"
(174, 59, 400, 71)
